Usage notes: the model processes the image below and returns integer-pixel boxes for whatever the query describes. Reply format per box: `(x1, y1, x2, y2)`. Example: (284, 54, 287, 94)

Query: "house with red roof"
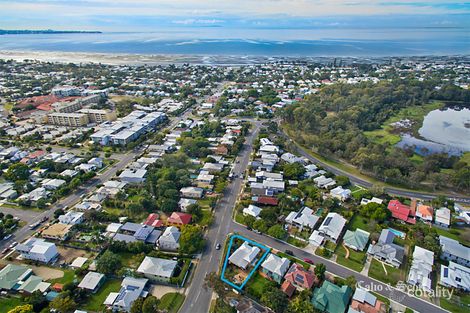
(281, 280, 296, 298)
(283, 263, 318, 291)
(416, 204, 434, 222)
(253, 196, 278, 206)
(167, 212, 192, 226)
(387, 200, 416, 224)
(143, 213, 163, 228)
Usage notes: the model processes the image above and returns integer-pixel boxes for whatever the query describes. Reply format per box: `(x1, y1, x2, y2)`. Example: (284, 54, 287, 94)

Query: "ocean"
(0, 27, 468, 57)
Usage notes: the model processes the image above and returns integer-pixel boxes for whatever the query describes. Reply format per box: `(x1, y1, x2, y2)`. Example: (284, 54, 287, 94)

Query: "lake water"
(0, 27, 469, 57)
(397, 107, 470, 156)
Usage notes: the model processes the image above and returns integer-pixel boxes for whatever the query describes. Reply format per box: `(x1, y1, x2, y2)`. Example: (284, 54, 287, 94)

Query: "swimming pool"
(388, 228, 406, 239)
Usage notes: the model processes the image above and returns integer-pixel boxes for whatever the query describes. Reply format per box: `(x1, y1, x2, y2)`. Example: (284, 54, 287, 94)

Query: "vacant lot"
(57, 246, 94, 263)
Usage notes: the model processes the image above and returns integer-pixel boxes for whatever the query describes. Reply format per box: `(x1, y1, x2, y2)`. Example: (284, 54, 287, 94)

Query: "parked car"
(3, 234, 12, 241)
(285, 249, 294, 256)
(215, 243, 221, 250)
(304, 258, 314, 264)
(8, 241, 17, 249)
(253, 229, 261, 234)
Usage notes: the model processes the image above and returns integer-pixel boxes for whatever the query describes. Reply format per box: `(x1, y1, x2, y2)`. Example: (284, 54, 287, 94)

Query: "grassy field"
(434, 227, 470, 246)
(158, 293, 185, 313)
(440, 292, 470, 313)
(287, 236, 308, 248)
(368, 259, 404, 286)
(336, 245, 366, 272)
(0, 296, 26, 312)
(460, 152, 470, 165)
(82, 279, 121, 312)
(119, 252, 146, 269)
(348, 215, 376, 233)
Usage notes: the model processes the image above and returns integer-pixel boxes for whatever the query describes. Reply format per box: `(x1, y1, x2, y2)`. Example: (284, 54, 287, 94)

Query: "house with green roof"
(18, 275, 51, 293)
(343, 229, 370, 251)
(311, 280, 353, 313)
(0, 264, 32, 291)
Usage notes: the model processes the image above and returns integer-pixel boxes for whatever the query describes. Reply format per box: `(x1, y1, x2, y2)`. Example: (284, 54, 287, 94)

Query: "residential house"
(58, 211, 85, 225)
(157, 226, 181, 251)
(387, 200, 416, 224)
(343, 229, 370, 251)
(202, 162, 224, 174)
(439, 236, 470, 267)
(360, 197, 384, 206)
(136, 256, 177, 282)
(229, 241, 261, 270)
(281, 280, 296, 298)
(88, 157, 103, 168)
(255, 171, 283, 181)
(281, 152, 303, 164)
(236, 298, 271, 313)
(243, 205, 262, 219)
(78, 272, 105, 293)
(260, 253, 290, 283)
(119, 169, 147, 184)
(103, 277, 148, 312)
(416, 204, 434, 222)
(314, 175, 336, 189)
(252, 196, 278, 206)
(285, 207, 320, 230)
(18, 187, 50, 205)
(367, 229, 405, 268)
(407, 246, 434, 292)
(180, 187, 204, 199)
(311, 281, 352, 313)
(330, 186, 351, 201)
(284, 263, 317, 291)
(167, 212, 192, 226)
(41, 178, 66, 190)
(435, 208, 451, 228)
(317, 213, 347, 243)
(143, 213, 163, 228)
(15, 238, 59, 263)
(41, 223, 73, 241)
(0, 264, 32, 291)
(440, 261, 470, 291)
(60, 169, 79, 178)
(350, 288, 387, 313)
(178, 198, 197, 212)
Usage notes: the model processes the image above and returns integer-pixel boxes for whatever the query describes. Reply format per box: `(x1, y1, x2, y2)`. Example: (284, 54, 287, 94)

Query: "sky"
(0, 0, 469, 31)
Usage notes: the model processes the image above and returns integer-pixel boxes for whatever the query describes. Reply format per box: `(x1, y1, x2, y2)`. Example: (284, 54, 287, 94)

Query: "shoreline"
(1, 50, 469, 66)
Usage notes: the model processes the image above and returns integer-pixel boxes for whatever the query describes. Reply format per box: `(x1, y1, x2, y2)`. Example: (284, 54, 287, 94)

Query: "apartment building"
(47, 113, 89, 127)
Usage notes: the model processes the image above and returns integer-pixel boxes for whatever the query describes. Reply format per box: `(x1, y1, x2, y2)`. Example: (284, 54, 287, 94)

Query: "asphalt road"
(280, 129, 470, 204)
(231, 223, 448, 313)
(180, 121, 262, 313)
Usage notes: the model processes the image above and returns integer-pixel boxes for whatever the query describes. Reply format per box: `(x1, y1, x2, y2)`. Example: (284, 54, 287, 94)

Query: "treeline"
(282, 80, 470, 191)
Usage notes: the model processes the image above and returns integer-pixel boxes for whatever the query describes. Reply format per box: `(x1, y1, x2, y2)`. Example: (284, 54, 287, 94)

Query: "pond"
(397, 107, 470, 156)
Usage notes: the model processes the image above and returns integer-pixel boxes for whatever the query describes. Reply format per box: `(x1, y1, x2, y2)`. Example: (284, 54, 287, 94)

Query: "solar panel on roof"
(295, 274, 304, 283)
(324, 217, 332, 226)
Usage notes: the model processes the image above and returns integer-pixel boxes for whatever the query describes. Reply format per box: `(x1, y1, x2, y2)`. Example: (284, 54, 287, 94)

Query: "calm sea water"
(0, 28, 469, 56)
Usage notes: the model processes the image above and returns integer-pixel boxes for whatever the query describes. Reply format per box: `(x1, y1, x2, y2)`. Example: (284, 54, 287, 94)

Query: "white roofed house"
(262, 180, 285, 193)
(285, 207, 320, 231)
(157, 226, 181, 251)
(259, 144, 279, 154)
(243, 204, 262, 219)
(229, 241, 261, 270)
(78, 272, 105, 293)
(407, 246, 434, 292)
(439, 236, 470, 267)
(317, 213, 347, 243)
(360, 197, 384, 205)
(40, 178, 66, 191)
(313, 175, 336, 189)
(260, 254, 290, 284)
(178, 198, 197, 212)
(119, 168, 147, 184)
(15, 238, 59, 263)
(440, 261, 470, 291)
(104, 277, 148, 312)
(280, 152, 303, 164)
(329, 186, 351, 201)
(137, 256, 178, 282)
(435, 207, 451, 228)
(180, 187, 204, 199)
(58, 211, 85, 225)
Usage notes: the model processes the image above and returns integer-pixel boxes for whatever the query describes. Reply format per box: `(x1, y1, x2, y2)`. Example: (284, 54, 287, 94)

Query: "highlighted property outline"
(220, 234, 271, 291)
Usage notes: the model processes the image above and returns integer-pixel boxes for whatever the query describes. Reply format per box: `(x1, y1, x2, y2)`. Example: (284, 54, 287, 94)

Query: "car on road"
(3, 234, 12, 241)
(285, 249, 294, 256)
(253, 229, 261, 234)
(215, 243, 221, 250)
(246, 226, 252, 231)
(9, 242, 17, 249)
(303, 258, 314, 264)
(1, 248, 9, 254)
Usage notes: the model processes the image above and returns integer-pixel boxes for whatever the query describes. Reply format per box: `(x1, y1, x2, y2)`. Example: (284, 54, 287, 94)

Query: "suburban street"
(180, 120, 262, 313)
(181, 120, 450, 313)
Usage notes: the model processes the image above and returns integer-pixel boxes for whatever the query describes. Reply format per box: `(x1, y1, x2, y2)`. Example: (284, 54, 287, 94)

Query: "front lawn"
(287, 236, 308, 248)
(336, 245, 366, 272)
(434, 227, 470, 246)
(82, 279, 121, 312)
(440, 292, 470, 313)
(368, 259, 404, 286)
(158, 292, 185, 313)
(49, 269, 77, 285)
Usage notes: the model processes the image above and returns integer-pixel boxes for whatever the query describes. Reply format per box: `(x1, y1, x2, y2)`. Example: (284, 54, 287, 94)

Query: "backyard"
(0, 296, 26, 312)
(81, 279, 121, 312)
(440, 292, 470, 313)
(245, 272, 273, 299)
